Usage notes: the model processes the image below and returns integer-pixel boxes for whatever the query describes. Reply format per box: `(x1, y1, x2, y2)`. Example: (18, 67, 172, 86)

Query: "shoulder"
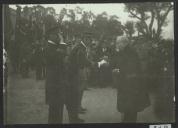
(76, 43, 85, 52)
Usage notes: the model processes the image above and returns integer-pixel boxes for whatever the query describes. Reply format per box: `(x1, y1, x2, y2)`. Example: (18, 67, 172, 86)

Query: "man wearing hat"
(111, 35, 150, 122)
(45, 25, 83, 123)
(68, 32, 93, 115)
(45, 26, 65, 123)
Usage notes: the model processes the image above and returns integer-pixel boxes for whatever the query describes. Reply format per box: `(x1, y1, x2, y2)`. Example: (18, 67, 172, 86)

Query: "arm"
(77, 48, 91, 69)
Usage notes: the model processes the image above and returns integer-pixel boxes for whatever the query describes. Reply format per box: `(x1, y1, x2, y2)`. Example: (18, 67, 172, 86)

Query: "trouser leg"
(78, 76, 84, 109)
(122, 111, 137, 123)
(42, 65, 46, 79)
(65, 86, 84, 123)
(67, 107, 84, 123)
(21, 62, 29, 78)
(36, 66, 40, 80)
(48, 103, 63, 124)
(67, 109, 79, 123)
(78, 89, 84, 109)
(36, 65, 43, 80)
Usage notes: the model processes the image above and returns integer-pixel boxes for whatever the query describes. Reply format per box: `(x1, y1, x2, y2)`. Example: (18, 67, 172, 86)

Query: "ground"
(5, 71, 162, 124)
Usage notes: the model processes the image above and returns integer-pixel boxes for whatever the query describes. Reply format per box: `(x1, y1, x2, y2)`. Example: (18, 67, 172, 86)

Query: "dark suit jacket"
(68, 42, 91, 77)
(45, 41, 67, 105)
(111, 45, 150, 112)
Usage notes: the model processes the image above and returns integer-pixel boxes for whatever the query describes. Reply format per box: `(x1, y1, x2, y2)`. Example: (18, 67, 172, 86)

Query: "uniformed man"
(33, 40, 45, 80)
(45, 26, 83, 123)
(45, 26, 66, 123)
(68, 32, 93, 115)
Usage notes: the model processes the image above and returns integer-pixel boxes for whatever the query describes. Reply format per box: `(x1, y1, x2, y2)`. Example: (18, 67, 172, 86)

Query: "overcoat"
(111, 45, 150, 112)
(45, 41, 67, 105)
(67, 42, 91, 110)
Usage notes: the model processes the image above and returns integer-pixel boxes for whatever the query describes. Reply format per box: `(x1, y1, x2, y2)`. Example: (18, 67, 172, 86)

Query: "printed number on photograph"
(150, 124, 171, 128)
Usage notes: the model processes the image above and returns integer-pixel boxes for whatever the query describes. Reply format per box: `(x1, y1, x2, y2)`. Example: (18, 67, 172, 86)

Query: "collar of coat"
(48, 40, 67, 45)
(60, 42, 67, 45)
(48, 40, 57, 45)
(80, 41, 87, 49)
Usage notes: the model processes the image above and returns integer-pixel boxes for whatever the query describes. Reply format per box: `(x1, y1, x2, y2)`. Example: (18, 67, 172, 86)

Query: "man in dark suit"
(45, 26, 67, 124)
(68, 32, 92, 115)
(45, 26, 84, 123)
(111, 36, 150, 122)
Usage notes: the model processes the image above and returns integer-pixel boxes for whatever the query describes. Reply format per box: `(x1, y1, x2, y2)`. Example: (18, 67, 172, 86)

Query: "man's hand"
(98, 59, 108, 68)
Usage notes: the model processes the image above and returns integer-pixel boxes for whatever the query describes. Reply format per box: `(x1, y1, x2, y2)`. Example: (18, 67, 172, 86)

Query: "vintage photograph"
(3, 2, 175, 124)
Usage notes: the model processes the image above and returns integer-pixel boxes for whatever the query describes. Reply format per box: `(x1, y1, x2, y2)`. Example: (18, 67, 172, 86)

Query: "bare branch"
(149, 10, 155, 37)
(129, 10, 142, 20)
(159, 4, 173, 28)
(156, 4, 173, 37)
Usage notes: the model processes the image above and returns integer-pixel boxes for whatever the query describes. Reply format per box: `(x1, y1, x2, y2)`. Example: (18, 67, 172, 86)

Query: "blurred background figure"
(33, 40, 46, 80)
(97, 39, 112, 87)
(88, 39, 100, 87)
(3, 48, 8, 93)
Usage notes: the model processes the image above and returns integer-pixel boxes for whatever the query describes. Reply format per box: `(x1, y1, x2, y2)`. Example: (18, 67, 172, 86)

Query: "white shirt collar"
(81, 41, 87, 49)
(48, 40, 67, 45)
(60, 42, 67, 45)
(48, 40, 56, 45)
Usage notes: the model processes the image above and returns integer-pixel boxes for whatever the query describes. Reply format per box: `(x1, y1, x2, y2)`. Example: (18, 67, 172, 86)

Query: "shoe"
(80, 107, 87, 111)
(76, 118, 84, 123)
(78, 110, 86, 114)
(78, 107, 87, 114)
(84, 88, 90, 91)
(70, 118, 84, 123)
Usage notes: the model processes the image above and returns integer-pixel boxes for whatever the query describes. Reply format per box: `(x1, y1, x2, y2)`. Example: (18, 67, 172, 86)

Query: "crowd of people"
(40, 24, 151, 123)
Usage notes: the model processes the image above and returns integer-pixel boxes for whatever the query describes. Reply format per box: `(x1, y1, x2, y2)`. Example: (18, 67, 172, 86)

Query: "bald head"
(115, 35, 130, 51)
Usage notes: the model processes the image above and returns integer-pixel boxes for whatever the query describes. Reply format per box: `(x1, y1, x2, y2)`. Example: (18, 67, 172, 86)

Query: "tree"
(92, 12, 123, 41)
(4, 5, 13, 50)
(68, 9, 76, 22)
(124, 21, 135, 38)
(92, 12, 109, 40)
(125, 2, 173, 41)
(108, 15, 123, 36)
(59, 8, 67, 23)
(45, 7, 56, 16)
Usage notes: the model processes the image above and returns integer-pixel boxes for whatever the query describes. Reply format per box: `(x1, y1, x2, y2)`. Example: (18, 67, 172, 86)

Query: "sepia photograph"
(2, 2, 175, 124)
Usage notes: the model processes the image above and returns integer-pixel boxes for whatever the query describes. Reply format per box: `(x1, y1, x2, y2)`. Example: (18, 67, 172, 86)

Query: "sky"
(9, 3, 174, 39)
